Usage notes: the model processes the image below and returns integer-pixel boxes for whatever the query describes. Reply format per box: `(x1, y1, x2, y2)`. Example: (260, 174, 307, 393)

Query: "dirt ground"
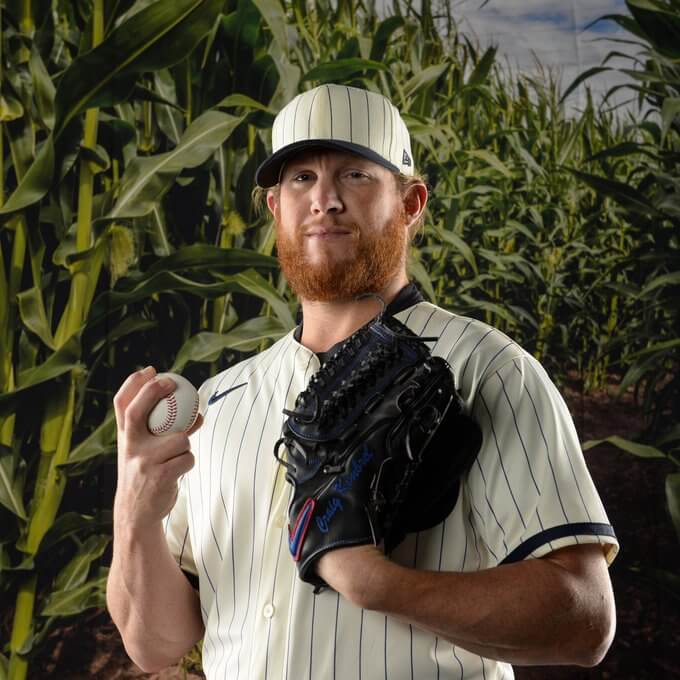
(27, 380, 680, 679)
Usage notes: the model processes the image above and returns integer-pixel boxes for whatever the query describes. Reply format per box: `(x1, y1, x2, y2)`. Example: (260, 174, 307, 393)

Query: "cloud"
(451, 0, 639, 113)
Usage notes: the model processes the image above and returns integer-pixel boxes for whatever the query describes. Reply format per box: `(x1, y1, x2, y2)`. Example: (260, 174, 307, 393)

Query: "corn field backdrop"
(0, 0, 678, 678)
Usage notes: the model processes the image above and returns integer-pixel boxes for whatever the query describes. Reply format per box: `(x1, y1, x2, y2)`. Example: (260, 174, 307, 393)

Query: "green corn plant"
(0, 1, 290, 676)
(2, 0, 674, 677)
(567, 0, 680, 595)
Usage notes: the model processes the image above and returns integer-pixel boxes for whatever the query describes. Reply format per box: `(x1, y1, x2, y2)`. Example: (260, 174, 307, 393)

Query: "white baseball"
(147, 372, 200, 436)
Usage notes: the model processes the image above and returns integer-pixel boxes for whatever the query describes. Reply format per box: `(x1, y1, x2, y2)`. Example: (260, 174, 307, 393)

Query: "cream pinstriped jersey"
(164, 301, 619, 680)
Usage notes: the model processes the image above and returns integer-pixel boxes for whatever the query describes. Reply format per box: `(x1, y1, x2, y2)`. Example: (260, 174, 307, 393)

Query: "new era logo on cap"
(255, 84, 415, 187)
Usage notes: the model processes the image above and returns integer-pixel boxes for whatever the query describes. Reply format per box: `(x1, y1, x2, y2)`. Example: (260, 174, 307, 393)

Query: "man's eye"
(347, 171, 369, 180)
(293, 172, 312, 182)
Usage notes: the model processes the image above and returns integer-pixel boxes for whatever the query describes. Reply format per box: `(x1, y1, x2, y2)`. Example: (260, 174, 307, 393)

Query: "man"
(107, 84, 618, 679)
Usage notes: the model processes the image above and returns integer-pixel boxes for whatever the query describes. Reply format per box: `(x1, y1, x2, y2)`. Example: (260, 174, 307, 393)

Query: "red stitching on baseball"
(151, 393, 178, 434)
(188, 397, 199, 429)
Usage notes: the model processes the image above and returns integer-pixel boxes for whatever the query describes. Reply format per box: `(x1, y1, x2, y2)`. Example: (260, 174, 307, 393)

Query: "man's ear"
(402, 181, 428, 230)
(266, 189, 278, 217)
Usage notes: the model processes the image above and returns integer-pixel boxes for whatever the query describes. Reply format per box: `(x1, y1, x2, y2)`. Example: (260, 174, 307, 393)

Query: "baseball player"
(107, 84, 618, 680)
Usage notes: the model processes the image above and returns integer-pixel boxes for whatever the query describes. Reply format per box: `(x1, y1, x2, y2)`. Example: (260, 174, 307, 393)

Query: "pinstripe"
(409, 622, 414, 680)
(496, 372, 541, 495)
(307, 87, 322, 139)
(479, 391, 528, 532)
(284, 357, 318, 680)
(382, 98, 387, 156)
(511, 360, 569, 523)
(284, 552, 299, 680)
(210, 351, 279, 676)
(409, 535, 418, 680)
(560, 433, 593, 521)
(365, 89, 371, 146)
(535, 508, 550, 545)
(186, 462, 225, 662)
(472, 454, 509, 557)
(162, 302, 617, 680)
(263, 476, 285, 680)
(359, 609, 364, 680)
(292, 94, 302, 142)
(452, 648, 464, 678)
(468, 508, 483, 568)
(279, 104, 288, 149)
(236, 342, 291, 680)
(460, 329, 494, 385)
(326, 85, 333, 137)
(384, 616, 388, 680)
(433, 516, 448, 680)
(417, 306, 438, 336)
(387, 102, 394, 161)
(346, 87, 353, 141)
(333, 593, 340, 680)
(439, 317, 471, 357)
(206, 369, 252, 559)
(178, 525, 190, 568)
(223, 341, 290, 679)
(401, 303, 420, 326)
(309, 593, 316, 680)
(211, 359, 259, 555)
(470, 342, 516, 412)
(257, 346, 309, 680)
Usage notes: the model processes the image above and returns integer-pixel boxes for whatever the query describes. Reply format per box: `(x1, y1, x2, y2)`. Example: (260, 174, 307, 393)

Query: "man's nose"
(310, 177, 343, 214)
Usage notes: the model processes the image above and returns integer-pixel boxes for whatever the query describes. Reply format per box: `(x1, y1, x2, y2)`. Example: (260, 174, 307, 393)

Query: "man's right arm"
(106, 367, 205, 672)
(107, 522, 204, 671)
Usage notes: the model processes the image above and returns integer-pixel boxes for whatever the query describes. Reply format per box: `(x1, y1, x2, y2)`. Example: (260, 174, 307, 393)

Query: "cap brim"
(254, 139, 400, 188)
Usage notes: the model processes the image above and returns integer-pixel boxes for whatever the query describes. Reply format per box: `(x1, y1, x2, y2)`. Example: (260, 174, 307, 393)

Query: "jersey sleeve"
(163, 472, 198, 579)
(467, 354, 619, 567)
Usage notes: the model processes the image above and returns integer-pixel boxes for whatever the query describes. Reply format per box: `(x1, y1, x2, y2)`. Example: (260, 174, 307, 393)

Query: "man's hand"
(107, 366, 205, 673)
(113, 366, 202, 530)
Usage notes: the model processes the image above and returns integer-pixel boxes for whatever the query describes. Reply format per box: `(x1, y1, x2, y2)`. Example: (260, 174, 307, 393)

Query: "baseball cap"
(255, 84, 414, 188)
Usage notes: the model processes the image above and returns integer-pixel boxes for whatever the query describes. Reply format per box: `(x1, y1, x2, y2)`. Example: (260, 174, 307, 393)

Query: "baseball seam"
(188, 397, 199, 430)
(151, 393, 178, 434)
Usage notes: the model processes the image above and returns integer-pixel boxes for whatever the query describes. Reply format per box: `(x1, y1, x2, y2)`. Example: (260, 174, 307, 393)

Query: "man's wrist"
(317, 545, 404, 610)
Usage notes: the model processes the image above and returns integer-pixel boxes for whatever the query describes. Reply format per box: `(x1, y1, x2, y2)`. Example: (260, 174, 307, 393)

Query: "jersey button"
(263, 603, 275, 619)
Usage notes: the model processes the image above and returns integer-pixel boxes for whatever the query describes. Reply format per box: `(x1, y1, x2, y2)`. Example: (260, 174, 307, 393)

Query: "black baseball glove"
(274, 310, 481, 589)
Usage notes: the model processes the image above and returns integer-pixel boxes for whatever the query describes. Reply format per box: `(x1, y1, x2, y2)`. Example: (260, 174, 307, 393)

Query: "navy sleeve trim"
(500, 523, 617, 565)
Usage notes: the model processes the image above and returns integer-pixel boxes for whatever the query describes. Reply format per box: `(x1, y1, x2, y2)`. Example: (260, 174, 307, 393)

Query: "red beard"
(275, 208, 408, 302)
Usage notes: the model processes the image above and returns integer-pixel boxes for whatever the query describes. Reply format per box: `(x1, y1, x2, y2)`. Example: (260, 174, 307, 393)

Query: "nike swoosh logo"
(207, 381, 248, 406)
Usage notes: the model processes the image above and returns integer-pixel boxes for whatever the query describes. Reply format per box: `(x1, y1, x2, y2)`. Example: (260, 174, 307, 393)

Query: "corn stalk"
(7, 4, 104, 676)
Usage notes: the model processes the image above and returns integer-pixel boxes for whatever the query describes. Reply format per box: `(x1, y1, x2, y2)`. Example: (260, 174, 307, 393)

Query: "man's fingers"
(125, 375, 178, 437)
(156, 432, 192, 463)
(113, 366, 156, 429)
(164, 449, 196, 479)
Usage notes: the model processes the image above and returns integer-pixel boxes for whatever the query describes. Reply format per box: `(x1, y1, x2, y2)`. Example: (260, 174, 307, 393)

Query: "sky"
(449, 0, 637, 114)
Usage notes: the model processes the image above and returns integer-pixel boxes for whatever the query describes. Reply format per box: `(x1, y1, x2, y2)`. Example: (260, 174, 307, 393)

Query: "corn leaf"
(172, 317, 290, 368)
(0, 445, 28, 520)
(107, 110, 243, 219)
(0, 336, 81, 416)
(53, 535, 110, 592)
(40, 572, 107, 617)
(582, 435, 667, 459)
(301, 58, 388, 83)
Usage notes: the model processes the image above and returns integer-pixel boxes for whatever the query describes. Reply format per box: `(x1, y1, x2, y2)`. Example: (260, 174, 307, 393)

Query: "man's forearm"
(106, 520, 205, 672)
(320, 544, 615, 667)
